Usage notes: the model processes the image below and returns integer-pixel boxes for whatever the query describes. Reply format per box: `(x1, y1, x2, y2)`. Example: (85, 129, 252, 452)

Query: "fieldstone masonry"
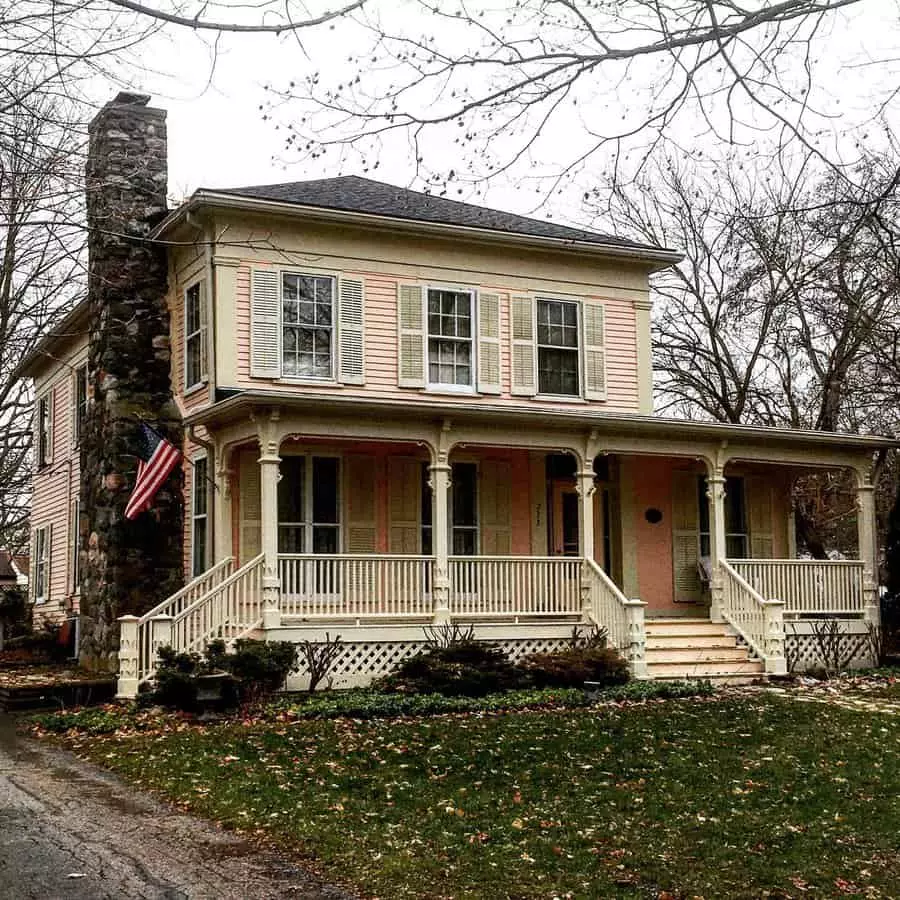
(79, 93, 184, 671)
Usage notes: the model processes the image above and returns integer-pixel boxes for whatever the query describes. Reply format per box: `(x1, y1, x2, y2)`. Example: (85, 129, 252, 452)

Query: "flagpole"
(136, 416, 219, 493)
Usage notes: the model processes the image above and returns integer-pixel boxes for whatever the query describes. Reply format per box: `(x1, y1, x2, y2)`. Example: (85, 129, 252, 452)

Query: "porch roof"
(184, 389, 897, 458)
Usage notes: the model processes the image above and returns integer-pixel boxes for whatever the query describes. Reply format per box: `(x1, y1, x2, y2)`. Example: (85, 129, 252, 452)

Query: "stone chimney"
(79, 93, 184, 671)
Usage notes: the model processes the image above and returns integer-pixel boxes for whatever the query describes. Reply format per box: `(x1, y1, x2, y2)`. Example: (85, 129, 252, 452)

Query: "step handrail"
(719, 560, 787, 675)
(137, 556, 235, 625)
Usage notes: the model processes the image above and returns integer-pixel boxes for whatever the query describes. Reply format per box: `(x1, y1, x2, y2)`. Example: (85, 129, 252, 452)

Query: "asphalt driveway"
(0, 715, 350, 899)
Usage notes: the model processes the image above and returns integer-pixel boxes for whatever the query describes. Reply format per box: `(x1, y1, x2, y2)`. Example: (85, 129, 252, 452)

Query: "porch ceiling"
(185, 389, 896, 464)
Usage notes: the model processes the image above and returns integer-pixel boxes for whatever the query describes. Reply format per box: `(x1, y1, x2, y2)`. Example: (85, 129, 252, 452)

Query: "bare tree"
(604, 153, 900, 555)
(270, 0, 897, 198)
(0, 75, 86, 552)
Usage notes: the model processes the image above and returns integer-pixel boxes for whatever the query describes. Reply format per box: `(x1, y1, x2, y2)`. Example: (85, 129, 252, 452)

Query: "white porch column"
(707, 467, 727, 623)
(256, 410, 282, 629)
(855, 466, 881, 627)
(576, 464, 597, 621)
(429, 459, 452, 624)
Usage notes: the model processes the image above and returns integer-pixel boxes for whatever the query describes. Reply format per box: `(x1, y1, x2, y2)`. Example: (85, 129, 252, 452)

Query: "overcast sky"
(110, 0, 900, 228)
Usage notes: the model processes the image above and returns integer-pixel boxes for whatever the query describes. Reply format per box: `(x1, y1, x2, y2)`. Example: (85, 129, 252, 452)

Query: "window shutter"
(388, 456, 421, 553)
(747, 475, 774, 559)
(47, 389, 54, 463)
(397, 284, 426, 388)
(477, 292, 502, 394)
(338, 277, 365, 385)
(250, 268, 281, 378)
(510, 295, 537, 396)
(199, 279, 209, 383)
(239, 450, 262, 562)
(582, 300, 607, 401)
(344, 454, 377, 552)
(672, 470, 701, 602)
(479, 460, 512, 555)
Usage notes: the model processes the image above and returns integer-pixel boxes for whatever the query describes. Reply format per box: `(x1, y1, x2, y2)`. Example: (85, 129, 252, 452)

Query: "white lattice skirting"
(784, 620, 875, 673)
(275, 623, 576, 690)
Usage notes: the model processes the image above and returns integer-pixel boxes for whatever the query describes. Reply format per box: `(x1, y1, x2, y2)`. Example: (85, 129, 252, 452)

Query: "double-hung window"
(33, 525, 50, 603)
(36, 393, 52, 468)
(184, 281, 207, 390)
(698, 476, 748, 559)
(282, 274, 335, 379)
(537, 298, 580, 396)
(427, 288, 474, 389)
(192, 456, 209, 576)
(73, 365, 88, 445)
(277, 455, 340, 553)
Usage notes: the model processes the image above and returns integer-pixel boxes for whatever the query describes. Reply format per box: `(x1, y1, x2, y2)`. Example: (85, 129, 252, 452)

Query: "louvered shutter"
(47, 389, 54, 463)
(479, 460, 512, 555)
(746, 475, 774, 559)
(250, 268, 281, 378)
(239, 450, 262, 562)
(397, 284, 426, 388)
(344, 454, 377, 552)
(672, 470, 701, 602)
(477, 292, 502, 394)
(199, 279, 209, 383)
(510, 295, 537, 396)
(388, 456, 421, 553)
(338, 277, 365, 385)
(582, 300, 607, 401)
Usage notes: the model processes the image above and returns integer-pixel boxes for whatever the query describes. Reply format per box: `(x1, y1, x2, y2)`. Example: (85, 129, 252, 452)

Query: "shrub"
(518, 645, 629, 689)
(149, 640, 298, 710)
(377, 639, 526, 697)
(5, 621, 69, 662)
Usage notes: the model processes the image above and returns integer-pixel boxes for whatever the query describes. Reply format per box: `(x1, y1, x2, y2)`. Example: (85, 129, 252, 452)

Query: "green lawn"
(46, 695, 900, 899)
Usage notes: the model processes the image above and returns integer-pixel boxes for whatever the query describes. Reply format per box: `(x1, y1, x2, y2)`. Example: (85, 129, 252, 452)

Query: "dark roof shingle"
(212, 176, 661, 252)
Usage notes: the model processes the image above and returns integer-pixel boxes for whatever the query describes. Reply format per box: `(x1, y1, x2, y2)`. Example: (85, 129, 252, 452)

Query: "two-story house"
(19, 94, 892, 695)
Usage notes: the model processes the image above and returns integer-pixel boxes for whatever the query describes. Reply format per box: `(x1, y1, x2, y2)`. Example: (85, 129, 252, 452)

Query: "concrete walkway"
(0, 715, 352, 900)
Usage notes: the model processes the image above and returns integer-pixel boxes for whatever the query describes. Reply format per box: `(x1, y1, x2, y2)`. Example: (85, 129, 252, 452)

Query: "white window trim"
(72, 364, 88, 447)
(278, 270, 339, 384)
(190, 452, 210, 576)
(535, 295, 582, 399)
(184, 279, 208, 393)
(278, 450, 343, 553)
(36, 391, 52, 469)
(32, 525, 50, 604)
(425, 283, 478, 392)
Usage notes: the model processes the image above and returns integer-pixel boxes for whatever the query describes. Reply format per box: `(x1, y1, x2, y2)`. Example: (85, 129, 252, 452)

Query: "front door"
(550, 483, 580, 556)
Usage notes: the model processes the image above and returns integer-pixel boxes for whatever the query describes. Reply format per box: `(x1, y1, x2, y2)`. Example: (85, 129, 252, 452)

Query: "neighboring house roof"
(13, 299, 90, 380)
(158, 176, 681, 267)
(0, 551, 28, 586)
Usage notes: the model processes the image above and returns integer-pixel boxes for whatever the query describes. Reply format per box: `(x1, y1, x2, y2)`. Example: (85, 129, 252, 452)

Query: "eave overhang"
(154, 191, 683, 273)
(184, 390, 897, 460)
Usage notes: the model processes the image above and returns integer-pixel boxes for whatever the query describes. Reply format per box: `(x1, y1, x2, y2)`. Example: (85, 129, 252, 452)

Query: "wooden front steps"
(645, 618, 765, 684)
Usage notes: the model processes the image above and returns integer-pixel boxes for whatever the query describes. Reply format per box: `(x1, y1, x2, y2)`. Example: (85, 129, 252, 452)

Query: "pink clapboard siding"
(168, 281, 210, 415)
(31, 371, 81, 623)
(233, 266, 641, 412)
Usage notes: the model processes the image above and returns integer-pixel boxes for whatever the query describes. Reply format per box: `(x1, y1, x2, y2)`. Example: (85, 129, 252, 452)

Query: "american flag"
(124, 423, 182, 520)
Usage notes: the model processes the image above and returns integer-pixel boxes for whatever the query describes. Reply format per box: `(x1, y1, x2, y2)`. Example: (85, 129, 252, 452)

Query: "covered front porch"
(117, 396, 887, 695)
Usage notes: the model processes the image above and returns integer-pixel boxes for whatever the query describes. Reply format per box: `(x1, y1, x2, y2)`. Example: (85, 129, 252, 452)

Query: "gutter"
(182, 389, 898, 453)
(153, 192, 683, 271)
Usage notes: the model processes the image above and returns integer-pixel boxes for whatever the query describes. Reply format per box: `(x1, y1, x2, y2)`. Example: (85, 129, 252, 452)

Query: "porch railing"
(448, 556, 582, 618)
(278, 554, 434, 619)
(169, 553, 265, 659)
(730, 559, 865, 616)
(720, 560, 786, 675)
(584, 558, 647, 677)
(133, 556, 235, 686)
